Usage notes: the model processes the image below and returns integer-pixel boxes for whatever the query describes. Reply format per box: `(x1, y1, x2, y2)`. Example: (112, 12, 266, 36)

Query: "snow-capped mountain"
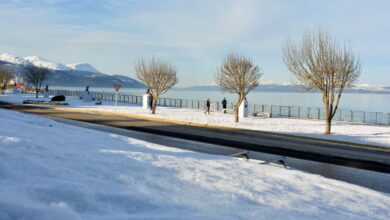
(66, 63, 100, 73)
(0, 53, 144, 88)
(24, 56, 72, 71)
(0, 53, 100, 73)
(0, 53, 30, 66)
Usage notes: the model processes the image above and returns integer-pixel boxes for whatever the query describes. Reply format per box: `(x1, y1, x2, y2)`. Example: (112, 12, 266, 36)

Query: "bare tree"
(0, 65, 13, 93)
(215, 52, 263, 123)
(283, 27, 361, 134)
(24, 65, 50, 98)
(135, 57, 178, 114)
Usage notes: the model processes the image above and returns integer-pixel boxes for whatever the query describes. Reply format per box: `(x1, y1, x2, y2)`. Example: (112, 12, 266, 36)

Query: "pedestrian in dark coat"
(204, 98, 211, 115)
(222, 97, 227, 113)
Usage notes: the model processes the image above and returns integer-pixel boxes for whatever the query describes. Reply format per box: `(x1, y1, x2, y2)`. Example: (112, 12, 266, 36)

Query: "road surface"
(0, 102, 389, 174)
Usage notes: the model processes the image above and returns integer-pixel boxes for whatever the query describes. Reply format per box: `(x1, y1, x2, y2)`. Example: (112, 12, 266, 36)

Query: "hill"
(0, 53, 144, 88)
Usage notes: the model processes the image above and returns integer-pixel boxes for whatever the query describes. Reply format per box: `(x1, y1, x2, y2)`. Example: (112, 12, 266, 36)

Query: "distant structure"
(82, 85, 92, 102)
(44, 85, 49, 98)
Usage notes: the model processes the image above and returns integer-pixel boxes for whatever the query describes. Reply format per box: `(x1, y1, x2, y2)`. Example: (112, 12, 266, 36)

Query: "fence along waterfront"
(50, 89, 390, 125)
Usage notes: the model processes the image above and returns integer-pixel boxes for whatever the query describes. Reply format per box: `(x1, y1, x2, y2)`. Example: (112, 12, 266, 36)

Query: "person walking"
(222, 97, 227, 114)
(204, 98, 211, 115)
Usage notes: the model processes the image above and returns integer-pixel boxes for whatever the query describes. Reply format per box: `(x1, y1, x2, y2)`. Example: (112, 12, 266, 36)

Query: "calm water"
(53, 86, 390, 113)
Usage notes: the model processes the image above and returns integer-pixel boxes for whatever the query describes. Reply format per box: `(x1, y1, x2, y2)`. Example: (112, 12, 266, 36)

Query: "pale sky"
(0, 0, 389, 86)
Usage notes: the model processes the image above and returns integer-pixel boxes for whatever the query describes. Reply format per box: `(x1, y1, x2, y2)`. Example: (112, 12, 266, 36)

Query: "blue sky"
(0, 0, 389, 86)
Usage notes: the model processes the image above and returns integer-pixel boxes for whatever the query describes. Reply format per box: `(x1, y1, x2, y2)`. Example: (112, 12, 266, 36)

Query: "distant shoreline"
(52, 85, 390, 95)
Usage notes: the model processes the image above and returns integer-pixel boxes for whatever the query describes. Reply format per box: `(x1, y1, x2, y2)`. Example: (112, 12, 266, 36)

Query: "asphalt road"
(1, 102, 389, 173)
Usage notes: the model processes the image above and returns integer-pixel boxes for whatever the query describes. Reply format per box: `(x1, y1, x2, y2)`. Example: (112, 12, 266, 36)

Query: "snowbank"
(0, 108, 389, 219)
(1, 92, 389, 147)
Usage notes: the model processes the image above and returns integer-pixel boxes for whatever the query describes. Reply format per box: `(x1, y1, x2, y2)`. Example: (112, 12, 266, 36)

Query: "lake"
(52, 86, 390, 113)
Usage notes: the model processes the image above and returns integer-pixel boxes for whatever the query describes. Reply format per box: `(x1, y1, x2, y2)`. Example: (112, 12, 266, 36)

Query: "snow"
(1, 92, 390, 147)
(0, 53, 30, 66)
(66, 63, 100, 73)
(0, 53, 99, 73)
(352, 84, 390, 93)
(0, 108, 389, 219)
(24, 56, 72, 71)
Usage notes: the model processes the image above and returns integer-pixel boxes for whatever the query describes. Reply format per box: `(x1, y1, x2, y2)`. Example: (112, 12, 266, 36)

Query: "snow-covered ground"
(1, 92, 389, 147)
(0, 108, 389, 219)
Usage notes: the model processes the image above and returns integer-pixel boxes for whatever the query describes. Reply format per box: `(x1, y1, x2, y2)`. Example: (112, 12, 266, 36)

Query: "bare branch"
(283, 27, 361, 134)
(24, 64, 50, 98)
(215, 52, 263, 122)
(135, 57, 178, 114)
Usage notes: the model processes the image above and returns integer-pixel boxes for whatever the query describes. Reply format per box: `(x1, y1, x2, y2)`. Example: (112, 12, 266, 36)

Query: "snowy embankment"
(1, 92, 389, 147)
(0, 108, 389, 219)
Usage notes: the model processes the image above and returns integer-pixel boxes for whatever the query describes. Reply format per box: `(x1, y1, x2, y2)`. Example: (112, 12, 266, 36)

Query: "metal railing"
(50, 89, 390, 125)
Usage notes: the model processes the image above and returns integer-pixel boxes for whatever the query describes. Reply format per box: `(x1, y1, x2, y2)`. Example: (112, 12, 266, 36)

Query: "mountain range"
(1, 53, 388, 94)
(0, 53, 144, 88)
(178, 84, 390, 94)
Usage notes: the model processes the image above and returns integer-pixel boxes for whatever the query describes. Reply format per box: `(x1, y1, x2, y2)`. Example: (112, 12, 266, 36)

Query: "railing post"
(288, 106, 291, 117)
(351, 110, 353, 122)
(375, 112, 378, 124)
(363, 112, 366, 123)
(317, 108, 320, 119)
(298, 107, 300, 118)
(307, 108, 310, 118)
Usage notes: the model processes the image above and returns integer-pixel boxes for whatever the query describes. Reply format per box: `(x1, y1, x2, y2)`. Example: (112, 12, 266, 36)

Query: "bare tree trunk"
(35, 87, 39, 98)
(151, 97, 158, 114)
(323, 96, 333, 135)
(325, 115, 332, 135)
(234, 107, 239, 123)
(234, 95, 244, 123)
